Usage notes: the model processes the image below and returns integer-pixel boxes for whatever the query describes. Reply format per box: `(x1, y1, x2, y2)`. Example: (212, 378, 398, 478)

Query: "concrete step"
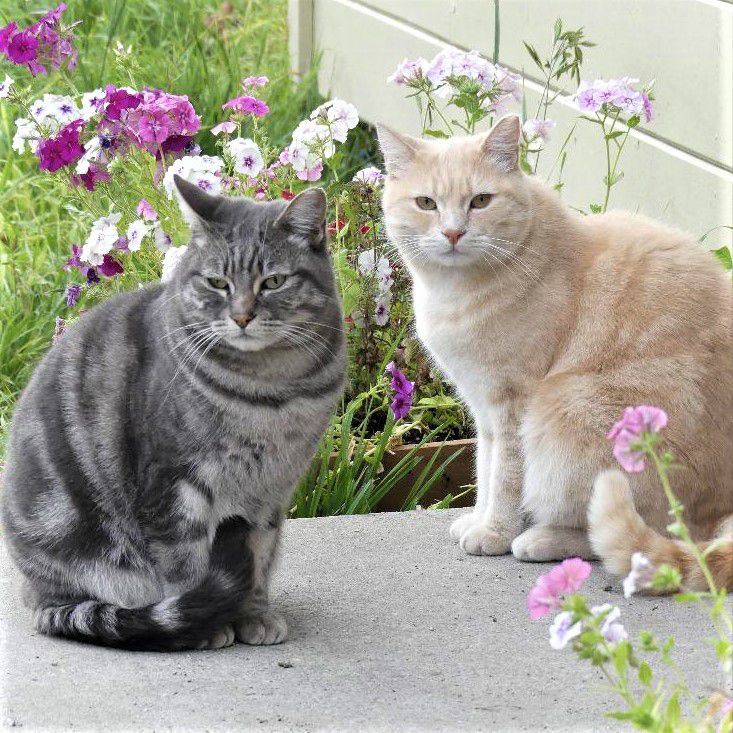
(1, 509, 716, 732)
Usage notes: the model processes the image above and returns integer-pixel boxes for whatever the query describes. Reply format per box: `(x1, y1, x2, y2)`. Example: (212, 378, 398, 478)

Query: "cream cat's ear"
(481, 115, 521, 173)
(376, 124, 421, 177)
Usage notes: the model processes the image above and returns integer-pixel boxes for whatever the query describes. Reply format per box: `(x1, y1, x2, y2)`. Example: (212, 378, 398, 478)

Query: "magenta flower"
(37, 119, 85, 172)
(65, 283, 82, 307)
(136, 199, 158, 221)
(222, 95, 269, 117)
(386, 361, 415, 420)
(607, 405, 668, 473)
(70, 164, 111, 192)
(96, 254, 124, 278)
(103, 86, 142, 121)
(527, 558, 592, 620)
(7, 31, 38, 63)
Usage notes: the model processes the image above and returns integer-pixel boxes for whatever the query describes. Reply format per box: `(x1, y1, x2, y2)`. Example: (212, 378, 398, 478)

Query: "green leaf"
(712, 246, 733, 271)
(423, 128, 449, 139)
(638, 661, 652, 685)
(627, 115, 641, 128)
(589, 204, 603, 214)
(522, 42, 543, 70)
(553, 17, 563, 40)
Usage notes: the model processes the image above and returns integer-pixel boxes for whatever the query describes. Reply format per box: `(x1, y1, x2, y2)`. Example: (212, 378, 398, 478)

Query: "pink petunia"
(527, 558, 592, 620)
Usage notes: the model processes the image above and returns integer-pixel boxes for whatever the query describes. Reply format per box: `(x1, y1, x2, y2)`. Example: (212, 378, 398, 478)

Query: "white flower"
(163, 154, 224, 198)
(549, 611, 583, 650)
(287, 139, 321, 173)
(12, 118, 37, 154)
(75, 136, 102, 175)
(523, 118, 557, 151)
(80, 88, 106, 121)
(0, 74, 13, 99)
(225, 137, 264, 177)
(325, 99, 359, 136)
(623, 552, 656, 598)
(292, 119, 335, 157)
(33, 94, 80, 125)
(81, 212, 122, 266)
(161, 245, 188, 283)
(353, 166, 385, 186)
(357, 249, 392, 287)
(374, 292, 391, 326)
(126, 219, 152, 252)
(590, 604, 627, 644)
(153, 224, 172, 252)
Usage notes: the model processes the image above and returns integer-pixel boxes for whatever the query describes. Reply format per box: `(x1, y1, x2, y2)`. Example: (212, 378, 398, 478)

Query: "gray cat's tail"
(33, 518, 253, 651)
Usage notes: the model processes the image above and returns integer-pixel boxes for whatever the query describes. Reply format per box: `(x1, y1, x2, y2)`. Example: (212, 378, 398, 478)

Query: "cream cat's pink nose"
(442, 228, 466, 247)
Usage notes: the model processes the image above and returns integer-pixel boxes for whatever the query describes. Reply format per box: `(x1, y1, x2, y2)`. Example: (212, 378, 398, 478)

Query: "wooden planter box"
(375, 438, 476, 512)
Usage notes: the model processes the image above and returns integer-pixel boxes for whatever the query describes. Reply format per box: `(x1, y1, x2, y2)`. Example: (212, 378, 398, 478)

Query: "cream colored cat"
(377, 116, 733, 590)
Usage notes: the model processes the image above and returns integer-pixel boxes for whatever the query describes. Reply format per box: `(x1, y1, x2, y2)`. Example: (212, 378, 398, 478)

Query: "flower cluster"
(283, 99, 359, 181)
(575, 77, 653, 123)
(163, 154, 224, 197)
(386, 361, 414, 420)
(388, 48, 521, 118)
(221, 75, 270, 118)
(607, 405, 668, 473)
(0, 4, 77, 77)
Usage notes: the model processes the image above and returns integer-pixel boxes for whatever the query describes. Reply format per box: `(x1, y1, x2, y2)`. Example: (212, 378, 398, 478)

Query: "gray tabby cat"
(1, 176, 346, 651)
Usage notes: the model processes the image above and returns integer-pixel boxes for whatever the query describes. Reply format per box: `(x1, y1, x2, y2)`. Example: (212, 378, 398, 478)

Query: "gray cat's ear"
(481, 115, 521, 172)
(376, 124, 421, 177)
(274, 188, 327, 249)
(173, 174, 223, 227)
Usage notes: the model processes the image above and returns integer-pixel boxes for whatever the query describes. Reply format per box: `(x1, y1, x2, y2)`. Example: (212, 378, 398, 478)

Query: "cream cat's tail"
(588, 470, 733, 593)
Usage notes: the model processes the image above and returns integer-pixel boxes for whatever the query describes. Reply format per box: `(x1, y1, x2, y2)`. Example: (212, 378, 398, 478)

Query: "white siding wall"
(289, 0, 733, 246)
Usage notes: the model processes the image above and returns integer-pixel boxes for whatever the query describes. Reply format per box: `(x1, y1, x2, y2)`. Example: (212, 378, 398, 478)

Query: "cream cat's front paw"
(459, 524, 514, 556)
(235, 610, 288, 645)
(511, 525, 594, 562)
(449, 512, 480, 541)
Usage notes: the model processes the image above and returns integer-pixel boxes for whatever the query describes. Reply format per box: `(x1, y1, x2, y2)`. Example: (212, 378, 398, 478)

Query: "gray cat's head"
(168, 175, 338, 353)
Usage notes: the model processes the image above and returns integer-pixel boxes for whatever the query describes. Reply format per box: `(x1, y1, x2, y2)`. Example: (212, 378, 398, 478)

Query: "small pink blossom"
(222, 95, 269, 117)
(242, 75, 268, 88)
(527, 558, 592, 620)
(211, 120, 236, 136)
(607, 405, 668, 473)
(296, 159, 323, 181)
(136, 199, 158, 221)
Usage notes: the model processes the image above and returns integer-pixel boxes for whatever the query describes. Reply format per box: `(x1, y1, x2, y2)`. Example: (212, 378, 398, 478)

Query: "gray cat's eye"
(415, 196, 437, 211)
(207, 276, 229, 290)
(470, 193, 493, 209)
(262, 274, 287, 290)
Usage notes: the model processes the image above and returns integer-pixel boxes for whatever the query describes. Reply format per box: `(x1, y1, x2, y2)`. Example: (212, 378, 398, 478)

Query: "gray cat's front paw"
(196, 623, 236, 650)
(235, 610, 288, 645)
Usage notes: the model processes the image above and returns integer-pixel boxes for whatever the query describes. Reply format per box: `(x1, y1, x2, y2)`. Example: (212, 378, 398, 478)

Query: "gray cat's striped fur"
(1, 177, 346, 651)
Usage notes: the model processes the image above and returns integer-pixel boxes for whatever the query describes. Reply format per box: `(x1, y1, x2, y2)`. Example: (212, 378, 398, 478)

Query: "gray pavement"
(1, 509, 720, 732)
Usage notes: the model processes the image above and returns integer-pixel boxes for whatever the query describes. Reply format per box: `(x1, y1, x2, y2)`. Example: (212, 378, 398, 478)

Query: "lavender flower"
(623, 552, 656, 598)
(590, 604, 627, 644)
(549, 611, 583, 650)
(65, 283, 81, 307)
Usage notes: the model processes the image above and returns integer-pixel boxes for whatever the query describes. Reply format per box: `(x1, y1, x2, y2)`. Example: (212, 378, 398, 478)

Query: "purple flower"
(96, 254, 124, 278)
(222, 95, 269, 117)
(590, 604, 627, 644)
(103, 86, 142, 121)
(70, 164, 111, 192)
(386, 361, 414, 420)
(7, 31, 38, 63)
(85, 268, 99, 285)
(136, 107, 170, 143)
(37, 118, 85, 172)
(136, 199, 158, 221)
(65, 283, 82, 307)
(641, 92, 653, 123)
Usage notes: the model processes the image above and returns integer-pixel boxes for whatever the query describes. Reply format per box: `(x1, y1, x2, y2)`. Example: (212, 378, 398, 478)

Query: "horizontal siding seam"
(336, 0, 732, 174)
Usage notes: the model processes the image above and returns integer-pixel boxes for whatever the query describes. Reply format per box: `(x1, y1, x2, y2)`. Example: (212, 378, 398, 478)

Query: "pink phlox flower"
(211, 120, 237, 136)
(296, 159, 323, 181)
(222, 95, 269, 117)
(103, 86, 142, 121)
(136, 199, 158, 221)
(136, 107, 170, 143)
(607, 405, 667, 473)
(37, 118, 84, 172)
(7, 31, 38, 64)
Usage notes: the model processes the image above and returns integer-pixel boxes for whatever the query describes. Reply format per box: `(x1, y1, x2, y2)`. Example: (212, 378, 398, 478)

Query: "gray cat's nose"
(442, 228, 466, 247)
(231, 312, 254, 329)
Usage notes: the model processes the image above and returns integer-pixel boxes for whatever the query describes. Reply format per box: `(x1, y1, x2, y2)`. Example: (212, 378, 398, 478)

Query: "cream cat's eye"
(415, 196, 437, 211)
(207, 276, 229, 290)
(470, 193, 493, 209)
(262, 274, 287, 290)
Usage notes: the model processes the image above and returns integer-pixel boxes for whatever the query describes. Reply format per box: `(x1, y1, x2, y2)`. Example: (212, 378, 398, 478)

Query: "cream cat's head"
(377, 116, 533, 271)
